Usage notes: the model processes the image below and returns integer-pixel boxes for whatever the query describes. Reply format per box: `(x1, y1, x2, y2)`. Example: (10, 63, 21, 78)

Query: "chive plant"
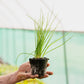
(16, 11, 71, 62)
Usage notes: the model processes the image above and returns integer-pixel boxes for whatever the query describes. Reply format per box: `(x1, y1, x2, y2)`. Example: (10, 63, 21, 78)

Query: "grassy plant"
(17, 11, 72, 61)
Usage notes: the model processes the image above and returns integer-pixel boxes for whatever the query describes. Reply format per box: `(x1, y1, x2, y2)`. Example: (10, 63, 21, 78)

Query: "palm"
(18, 62, 31, 73)
(15, 62, 53, 83)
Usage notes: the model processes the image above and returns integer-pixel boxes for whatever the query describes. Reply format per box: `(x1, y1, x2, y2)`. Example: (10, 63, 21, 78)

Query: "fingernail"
(35, 74, 38, 77)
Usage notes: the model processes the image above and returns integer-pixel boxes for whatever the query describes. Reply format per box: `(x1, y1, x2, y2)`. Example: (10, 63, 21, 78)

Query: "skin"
(0, 62, 53, 84)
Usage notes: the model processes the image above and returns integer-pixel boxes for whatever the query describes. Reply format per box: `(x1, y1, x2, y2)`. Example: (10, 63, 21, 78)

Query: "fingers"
(30, 74, 38, 78)
(47, 63, 50, 67)
(23, 73, 38, 79)
(46, 71, 53, 75)
(17, 72, 38, 82)
(38, 74, 49, 79)
(38, 71, 53, 79)
(17, 71, 53, 82)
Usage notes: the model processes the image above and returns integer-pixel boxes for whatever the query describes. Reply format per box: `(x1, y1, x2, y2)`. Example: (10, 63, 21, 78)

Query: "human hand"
(13, 62, 53, 83)
(0, 62, 53, 84)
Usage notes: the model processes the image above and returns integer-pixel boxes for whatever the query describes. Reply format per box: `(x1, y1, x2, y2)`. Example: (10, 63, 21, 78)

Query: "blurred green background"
(0, 28, 84, 84)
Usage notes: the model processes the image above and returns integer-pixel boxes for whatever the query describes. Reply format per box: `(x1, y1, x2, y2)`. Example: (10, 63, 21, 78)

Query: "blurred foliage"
(17, 79, 45, 84)
(0, 64, 18, 75)
(0, 64, 45, 84)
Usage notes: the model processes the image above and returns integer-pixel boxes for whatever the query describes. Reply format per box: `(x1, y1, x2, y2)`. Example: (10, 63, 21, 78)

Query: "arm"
(0, 69, 38, 84)
(0, 71, 18, 84)
(0, 62, 53, 84)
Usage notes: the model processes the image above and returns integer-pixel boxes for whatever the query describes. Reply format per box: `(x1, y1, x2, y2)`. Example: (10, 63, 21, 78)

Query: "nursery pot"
(29, 57, 49, 77)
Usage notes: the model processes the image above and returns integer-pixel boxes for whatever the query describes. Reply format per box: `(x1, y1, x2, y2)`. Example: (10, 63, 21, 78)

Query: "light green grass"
(16, 11, 71, 61)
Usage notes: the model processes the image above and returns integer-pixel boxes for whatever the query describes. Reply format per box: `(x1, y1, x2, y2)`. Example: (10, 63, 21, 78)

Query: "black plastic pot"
(29, 57, 49, 77)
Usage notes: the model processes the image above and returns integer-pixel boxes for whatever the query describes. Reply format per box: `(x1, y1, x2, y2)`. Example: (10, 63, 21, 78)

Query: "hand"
(13, 62, 53, 83)
(15, 62, 38, 83)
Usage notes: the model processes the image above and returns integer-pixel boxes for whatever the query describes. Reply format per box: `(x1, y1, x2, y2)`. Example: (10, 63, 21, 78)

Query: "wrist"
(8, 71, 18, 84)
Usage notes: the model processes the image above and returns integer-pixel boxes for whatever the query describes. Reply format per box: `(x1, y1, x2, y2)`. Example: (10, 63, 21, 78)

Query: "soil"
(29, 57, 49, 77)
